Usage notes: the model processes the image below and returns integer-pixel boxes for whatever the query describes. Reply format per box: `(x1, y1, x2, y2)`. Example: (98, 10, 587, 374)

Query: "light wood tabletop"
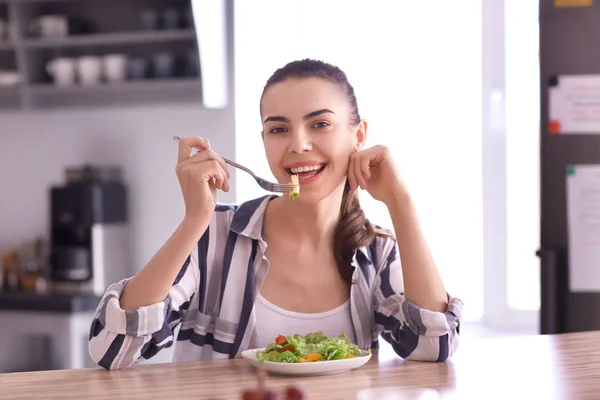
(2, 331, 600, 399)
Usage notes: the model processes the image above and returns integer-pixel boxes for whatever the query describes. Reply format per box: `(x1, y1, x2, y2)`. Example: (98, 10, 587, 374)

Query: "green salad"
(255, 331, 367, 363)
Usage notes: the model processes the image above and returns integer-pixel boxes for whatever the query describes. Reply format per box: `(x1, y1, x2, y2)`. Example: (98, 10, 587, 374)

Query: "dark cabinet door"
(539, 0, 600, 334)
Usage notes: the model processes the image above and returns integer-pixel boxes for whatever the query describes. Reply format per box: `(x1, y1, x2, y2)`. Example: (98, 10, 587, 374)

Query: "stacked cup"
(46, 54, 128, 86)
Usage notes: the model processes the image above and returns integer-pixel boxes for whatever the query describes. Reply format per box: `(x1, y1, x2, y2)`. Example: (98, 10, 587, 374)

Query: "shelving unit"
(0, 0, 229, 111)
(22, 28, 196, 48)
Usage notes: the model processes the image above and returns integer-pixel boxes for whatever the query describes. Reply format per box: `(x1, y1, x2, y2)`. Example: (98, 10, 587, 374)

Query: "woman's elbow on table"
(404, 328, 460, 362)
(89, 330, 131, 370)
(87, 280, 180, 370)
(379, 295, 463, 362)
(402, 296, 462, 362)
(383, 322, 460, 362)
(89, 324, 174, 370)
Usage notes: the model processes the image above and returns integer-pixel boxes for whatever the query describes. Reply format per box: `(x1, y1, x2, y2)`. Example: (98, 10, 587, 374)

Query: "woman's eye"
(312, 121, 330, 129)
(269, 126, 286, 134)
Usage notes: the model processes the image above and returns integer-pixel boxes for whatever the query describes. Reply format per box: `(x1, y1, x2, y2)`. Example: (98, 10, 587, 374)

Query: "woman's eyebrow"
(263, 115, 289, 124)
(262, 109, 336, 125)
(304, 109, 335, 119)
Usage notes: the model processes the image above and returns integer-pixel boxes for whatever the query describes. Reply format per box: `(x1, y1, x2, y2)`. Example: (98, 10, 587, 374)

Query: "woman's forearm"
(386, 193, 448, 312)
(120, 217, 208, 310)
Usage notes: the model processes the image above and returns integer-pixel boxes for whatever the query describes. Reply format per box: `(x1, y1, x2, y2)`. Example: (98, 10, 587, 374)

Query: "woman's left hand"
(347, 145, 408, 206)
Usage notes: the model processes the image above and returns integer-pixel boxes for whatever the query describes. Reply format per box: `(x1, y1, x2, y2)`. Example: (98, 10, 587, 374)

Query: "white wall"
(0, 103, 236, 268)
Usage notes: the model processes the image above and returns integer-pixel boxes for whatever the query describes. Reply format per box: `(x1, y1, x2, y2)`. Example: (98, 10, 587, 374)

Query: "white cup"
(46, 58, 76, 87)
(30, 15, 68, 38)
(102, 54, 128, 83)
(0, 71, 22, 87)
(77, 56, 102, 86)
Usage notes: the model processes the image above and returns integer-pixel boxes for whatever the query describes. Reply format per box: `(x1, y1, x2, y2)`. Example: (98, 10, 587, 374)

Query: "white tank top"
(249, 293, 357, 349)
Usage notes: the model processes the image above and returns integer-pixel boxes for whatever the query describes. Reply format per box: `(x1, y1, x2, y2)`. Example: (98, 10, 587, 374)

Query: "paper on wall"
(549, 75, 600, 134)
(567, 164, 600, 291)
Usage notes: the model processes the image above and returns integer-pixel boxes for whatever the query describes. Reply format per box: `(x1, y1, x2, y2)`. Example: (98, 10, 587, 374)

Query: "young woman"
(88, 59, 463, 370)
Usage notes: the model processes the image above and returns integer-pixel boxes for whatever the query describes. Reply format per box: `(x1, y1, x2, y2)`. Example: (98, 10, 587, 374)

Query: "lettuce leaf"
(254, 331, 364, 363)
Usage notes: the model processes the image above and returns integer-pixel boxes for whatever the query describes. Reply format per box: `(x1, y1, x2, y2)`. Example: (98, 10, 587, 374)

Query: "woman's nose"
(288, 129, 312, 153)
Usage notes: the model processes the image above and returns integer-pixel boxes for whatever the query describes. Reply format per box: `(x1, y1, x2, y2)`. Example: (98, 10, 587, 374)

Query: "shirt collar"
(229, 194, 372, 264)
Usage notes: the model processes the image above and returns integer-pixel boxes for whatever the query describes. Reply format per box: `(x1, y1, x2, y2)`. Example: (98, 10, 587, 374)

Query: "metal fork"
(172, 135, 299, 194)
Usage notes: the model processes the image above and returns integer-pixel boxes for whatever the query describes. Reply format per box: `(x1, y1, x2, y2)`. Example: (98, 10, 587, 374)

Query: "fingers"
(347, 154, 359, 191)
(177, 159, 230, 192)
(348, 153, 371, 190)
(210, 160, 230, 192)
(214, 163, 229, 192)
(359, 155, 371, 183)
(353, 155, 365, 190)
(181, 148, 231, 179)
(177, 136, 210, 163)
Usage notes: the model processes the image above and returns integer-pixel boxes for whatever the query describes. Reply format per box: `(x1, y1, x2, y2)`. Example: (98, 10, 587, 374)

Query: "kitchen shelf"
(23, 29, 196, 48)
(26, 77, 202, 109)
(0, 0, 230, 111)
(30, 77, 199, 94)
(1, 0, 90, 4)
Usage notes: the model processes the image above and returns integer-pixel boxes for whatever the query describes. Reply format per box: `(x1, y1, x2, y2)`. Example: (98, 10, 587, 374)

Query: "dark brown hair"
(260, 58, 391, 284)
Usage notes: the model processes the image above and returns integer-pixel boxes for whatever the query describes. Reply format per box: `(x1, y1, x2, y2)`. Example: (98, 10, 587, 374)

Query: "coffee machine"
(49, 166, 130, 295)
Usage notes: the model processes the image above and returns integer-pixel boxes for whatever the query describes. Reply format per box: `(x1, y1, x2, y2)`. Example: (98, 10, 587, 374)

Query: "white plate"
(356, 387, 441, 400)
(240, 348, 372, 376)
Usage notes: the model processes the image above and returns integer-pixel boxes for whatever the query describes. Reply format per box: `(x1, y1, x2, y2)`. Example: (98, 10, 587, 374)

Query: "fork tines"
(267, 183, 298, 192)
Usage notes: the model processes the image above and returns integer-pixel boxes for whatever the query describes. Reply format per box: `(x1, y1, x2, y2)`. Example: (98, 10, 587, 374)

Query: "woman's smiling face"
(260, 77, 366, 203)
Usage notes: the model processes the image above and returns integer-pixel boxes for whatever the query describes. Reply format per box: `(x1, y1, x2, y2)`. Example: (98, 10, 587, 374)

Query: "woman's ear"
(355, 120, 368, 150)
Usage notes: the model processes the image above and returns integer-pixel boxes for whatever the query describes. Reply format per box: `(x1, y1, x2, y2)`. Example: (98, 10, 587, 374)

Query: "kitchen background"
(0, 0, 542, 372)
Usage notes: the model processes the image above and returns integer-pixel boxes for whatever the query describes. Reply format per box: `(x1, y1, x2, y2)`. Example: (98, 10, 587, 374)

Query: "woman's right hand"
(176, 136, 230, 224)
(119, 136, 227, 312)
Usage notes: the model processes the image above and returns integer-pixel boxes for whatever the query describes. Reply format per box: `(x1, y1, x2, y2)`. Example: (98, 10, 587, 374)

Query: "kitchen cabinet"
(0, 0, 228, 110)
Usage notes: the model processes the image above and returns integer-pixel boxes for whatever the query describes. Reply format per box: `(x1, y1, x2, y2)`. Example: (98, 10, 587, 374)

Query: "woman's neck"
(265, 183, 345, 247)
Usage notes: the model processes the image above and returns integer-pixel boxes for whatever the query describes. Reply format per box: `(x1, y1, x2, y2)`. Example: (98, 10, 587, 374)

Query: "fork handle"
(173, 136, 256, 179)
(222, 157, 256, 178)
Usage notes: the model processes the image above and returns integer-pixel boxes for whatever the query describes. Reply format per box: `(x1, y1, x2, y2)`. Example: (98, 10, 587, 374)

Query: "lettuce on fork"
(255, 332, 367, 363)
(288, 174, 300, 201)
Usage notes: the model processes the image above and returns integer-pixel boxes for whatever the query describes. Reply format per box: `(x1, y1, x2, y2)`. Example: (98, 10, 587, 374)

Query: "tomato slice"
(275, 334, 287, 346)
(281, 344, 296, 353)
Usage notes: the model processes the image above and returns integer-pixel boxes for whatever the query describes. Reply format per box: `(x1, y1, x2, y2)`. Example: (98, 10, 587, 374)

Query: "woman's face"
(260, 77, 366, 203)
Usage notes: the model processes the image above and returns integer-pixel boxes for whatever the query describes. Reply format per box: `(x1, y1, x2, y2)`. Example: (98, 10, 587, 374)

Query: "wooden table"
(2, 331, 600, 400)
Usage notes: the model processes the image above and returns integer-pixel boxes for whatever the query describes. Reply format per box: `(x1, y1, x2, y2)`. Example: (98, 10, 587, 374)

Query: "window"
(505, 0, 541, 312)
(234, 0, 484, 321)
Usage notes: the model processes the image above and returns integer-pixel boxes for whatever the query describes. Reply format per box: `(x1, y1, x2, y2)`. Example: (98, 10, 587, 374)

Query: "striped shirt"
(88, 195, 463, 370)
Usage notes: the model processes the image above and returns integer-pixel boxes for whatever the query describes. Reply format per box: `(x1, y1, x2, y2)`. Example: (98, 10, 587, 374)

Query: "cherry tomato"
(275, 335, 287, 346)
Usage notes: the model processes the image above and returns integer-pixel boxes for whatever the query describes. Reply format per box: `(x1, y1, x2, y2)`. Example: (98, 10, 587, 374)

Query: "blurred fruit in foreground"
(285, 385, 305, 400)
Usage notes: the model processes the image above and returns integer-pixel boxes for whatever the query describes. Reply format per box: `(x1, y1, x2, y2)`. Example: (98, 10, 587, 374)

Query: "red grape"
(285, 386, 305, 400)
(242, 389, 263, 400)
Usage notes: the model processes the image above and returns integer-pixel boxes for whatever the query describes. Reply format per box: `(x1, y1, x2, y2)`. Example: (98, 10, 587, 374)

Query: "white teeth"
(290, 164, 324, 174)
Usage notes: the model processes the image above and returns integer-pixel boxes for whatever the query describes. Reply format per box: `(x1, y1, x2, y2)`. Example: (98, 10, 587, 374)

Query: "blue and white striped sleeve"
(373, 236, 463, 362)
(88, 243, 200, 370)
